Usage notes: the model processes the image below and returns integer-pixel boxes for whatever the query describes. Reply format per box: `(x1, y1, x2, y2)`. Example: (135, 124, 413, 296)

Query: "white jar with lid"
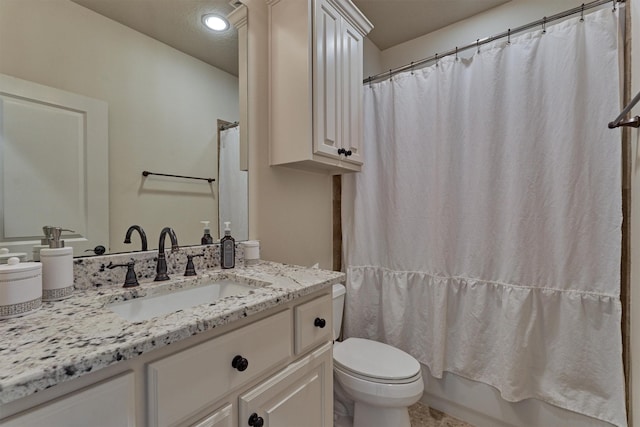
(0, 257, 42, 319)
(241, 240, 260, 266)
(0, 248, 27, 264)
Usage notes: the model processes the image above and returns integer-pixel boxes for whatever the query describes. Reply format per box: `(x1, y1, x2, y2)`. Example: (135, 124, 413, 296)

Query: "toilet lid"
(333, 338, 420, 381)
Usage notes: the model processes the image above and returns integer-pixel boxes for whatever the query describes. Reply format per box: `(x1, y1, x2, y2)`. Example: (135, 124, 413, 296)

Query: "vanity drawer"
(147, 310, 292, 427)
(294, 294, 332, 355)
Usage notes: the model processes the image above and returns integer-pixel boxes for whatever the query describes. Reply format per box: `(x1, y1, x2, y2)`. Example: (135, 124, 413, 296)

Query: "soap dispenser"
(32, 226, 55, 261)
(39, 227, 75, 301)
(220, 221, 235, 269)
(201, 221, 214, 245)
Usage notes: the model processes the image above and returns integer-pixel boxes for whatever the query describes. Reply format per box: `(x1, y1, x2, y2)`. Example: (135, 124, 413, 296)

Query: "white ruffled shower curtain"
(218, 126, 248, 241)
(342, 8, 626, 427)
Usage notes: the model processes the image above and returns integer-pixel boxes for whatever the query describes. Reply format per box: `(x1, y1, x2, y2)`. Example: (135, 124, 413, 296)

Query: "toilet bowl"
(332, 284, 424, 427)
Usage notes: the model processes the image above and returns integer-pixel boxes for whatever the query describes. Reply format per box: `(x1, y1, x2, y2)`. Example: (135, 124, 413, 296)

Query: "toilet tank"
(332, 283, 346, 339)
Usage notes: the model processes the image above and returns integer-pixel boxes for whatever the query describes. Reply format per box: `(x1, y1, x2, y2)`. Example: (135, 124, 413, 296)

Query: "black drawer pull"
(248, 413, 264, 427)
(314, 317, 326, 328)
(232, 355, 249, 372)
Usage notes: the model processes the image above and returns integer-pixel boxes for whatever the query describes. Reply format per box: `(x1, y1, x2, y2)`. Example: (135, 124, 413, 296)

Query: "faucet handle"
(107, 260, 140, 288)
(184, 253, 205, 277)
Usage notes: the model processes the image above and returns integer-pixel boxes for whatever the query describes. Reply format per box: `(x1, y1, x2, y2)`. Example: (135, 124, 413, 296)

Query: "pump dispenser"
(32, 226, 56, 261)
(39, 226, 74, 301)
(201, 221, 214, 245)
(220, 221, 235, 269)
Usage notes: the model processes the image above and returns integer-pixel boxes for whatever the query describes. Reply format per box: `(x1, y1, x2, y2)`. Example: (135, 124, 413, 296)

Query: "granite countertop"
(0, 261, 344, 405)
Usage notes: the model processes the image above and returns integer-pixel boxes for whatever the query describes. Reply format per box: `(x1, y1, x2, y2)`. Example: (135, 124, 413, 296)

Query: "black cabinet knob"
(232, 355, 249, 372)
(314, 317, 326, 328)
(248, 413, 264, 427)
(337, 148, 346, 155)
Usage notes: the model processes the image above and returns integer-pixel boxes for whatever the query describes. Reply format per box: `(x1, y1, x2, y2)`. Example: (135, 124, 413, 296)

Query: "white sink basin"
(107, 279, 256, 322)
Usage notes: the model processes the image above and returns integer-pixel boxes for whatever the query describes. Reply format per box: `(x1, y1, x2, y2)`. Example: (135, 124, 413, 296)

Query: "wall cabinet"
(269, 0, 372, 174)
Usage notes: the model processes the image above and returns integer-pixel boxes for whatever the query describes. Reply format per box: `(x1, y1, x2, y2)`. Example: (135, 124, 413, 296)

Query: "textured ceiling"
(71, 0, 512, 76)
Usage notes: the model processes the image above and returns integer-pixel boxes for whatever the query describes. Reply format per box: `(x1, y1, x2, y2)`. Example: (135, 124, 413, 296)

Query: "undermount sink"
(107, 279, 256, 322)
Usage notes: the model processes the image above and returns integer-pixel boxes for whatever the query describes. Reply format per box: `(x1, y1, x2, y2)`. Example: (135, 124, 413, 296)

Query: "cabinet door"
(190, 403, 234, 427)
(1, 372, 135, 427)
(340, 18, 364, 165)
(238, 342, 333, 427)
(313, 0, 342, 159)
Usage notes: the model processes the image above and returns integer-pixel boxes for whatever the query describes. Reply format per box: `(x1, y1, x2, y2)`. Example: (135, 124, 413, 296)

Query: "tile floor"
(409, 402, 474, 427)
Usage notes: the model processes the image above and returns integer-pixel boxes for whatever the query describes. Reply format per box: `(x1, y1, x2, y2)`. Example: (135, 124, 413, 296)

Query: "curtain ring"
(507, 29, 511, 45)
(542, 16, 547, 34)
(580, 3, 585, 22)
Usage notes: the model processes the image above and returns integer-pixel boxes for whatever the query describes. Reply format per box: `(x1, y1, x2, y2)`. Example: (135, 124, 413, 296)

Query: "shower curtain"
(342, 8, 625, 427)
(218, 126, 248, 241)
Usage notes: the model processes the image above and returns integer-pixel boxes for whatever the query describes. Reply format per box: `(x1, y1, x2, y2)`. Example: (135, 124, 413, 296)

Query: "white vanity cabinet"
(268, 0, 372, 174)
(0, 289, 334, 427)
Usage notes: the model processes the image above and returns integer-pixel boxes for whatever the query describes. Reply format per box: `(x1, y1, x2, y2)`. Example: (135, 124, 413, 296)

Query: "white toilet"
(332, 284, 424, 427)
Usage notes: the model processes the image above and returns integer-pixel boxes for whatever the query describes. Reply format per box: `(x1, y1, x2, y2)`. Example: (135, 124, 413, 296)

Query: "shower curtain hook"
(580, 3, 585, 22)
(613, 0, 617, 12)
(435, 53, 439, 67)
(507, 29, 511, 45)
(542, 16, 547, 34)
(455, 47, 459, 61)
(476, 39, 480, 54)
(410, 61, 414, 75)
(368, 76, 372, 88)
(389, 69, 393, 81)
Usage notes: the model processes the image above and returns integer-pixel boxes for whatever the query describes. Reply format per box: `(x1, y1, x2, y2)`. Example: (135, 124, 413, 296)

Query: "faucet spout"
(155, 227, 179, 281)
(124, 225, 148, 251)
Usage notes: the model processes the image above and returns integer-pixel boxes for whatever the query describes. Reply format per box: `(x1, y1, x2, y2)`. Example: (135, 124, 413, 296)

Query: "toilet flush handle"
(314, 317, 326, 328)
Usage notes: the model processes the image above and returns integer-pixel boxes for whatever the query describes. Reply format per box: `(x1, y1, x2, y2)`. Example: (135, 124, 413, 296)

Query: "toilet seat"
(333, 338, 421, 383)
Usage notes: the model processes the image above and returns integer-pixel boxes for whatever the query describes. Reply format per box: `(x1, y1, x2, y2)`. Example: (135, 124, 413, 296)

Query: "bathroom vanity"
(0, 259, 343, 427)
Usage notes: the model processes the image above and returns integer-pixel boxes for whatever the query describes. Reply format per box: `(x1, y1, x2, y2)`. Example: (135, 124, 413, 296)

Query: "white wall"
(244, 0, 333, 270)
(0, 0, 239, 253)
(363, 1, 625, 426)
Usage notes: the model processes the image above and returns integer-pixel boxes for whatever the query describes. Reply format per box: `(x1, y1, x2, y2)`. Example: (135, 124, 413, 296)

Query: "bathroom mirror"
(0, 0, 248, 258)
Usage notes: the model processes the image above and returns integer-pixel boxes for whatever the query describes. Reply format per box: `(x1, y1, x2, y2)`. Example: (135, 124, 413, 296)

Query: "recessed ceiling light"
(202, 14, 229, 32)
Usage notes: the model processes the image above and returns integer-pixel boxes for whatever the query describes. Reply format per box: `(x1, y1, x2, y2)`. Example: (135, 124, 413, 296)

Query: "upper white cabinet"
(268, 0, 372, 174)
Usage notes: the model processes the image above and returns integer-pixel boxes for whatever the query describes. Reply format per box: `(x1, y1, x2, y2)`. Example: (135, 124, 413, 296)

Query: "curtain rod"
(364, 0, 623, 85)
(219, 121, 239, 131)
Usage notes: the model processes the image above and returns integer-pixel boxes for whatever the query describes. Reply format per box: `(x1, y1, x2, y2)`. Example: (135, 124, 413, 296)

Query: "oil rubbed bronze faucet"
(124, 225, 148, 251)
(155, 227, 179, 281)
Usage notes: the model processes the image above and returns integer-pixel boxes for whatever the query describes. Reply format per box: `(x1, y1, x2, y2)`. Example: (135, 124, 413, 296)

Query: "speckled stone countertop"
(0, 261, 344, 405)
